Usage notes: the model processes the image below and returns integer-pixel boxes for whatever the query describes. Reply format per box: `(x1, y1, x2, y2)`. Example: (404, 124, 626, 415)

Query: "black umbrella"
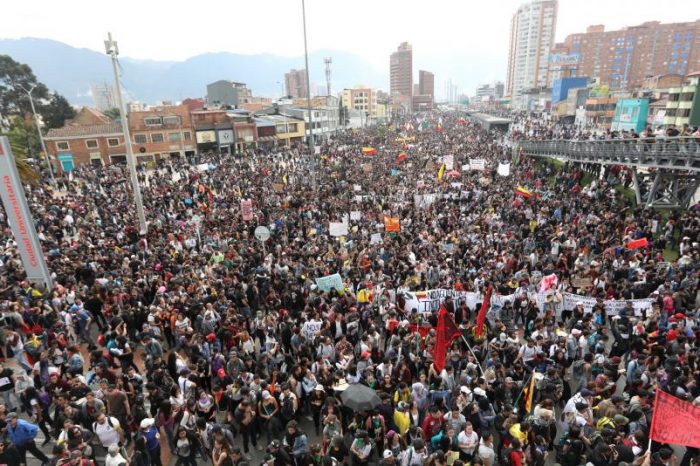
(340, 383, 381, 411)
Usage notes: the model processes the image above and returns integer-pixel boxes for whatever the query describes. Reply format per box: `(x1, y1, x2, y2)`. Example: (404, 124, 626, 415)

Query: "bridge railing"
(514, 136, 700, 171)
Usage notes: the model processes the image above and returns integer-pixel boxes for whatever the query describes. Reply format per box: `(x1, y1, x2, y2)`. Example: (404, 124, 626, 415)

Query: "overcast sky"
(3, 0, 698, 98)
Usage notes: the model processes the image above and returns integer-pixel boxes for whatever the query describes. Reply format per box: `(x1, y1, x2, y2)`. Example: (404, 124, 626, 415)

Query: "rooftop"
(45, 123, 123, 139)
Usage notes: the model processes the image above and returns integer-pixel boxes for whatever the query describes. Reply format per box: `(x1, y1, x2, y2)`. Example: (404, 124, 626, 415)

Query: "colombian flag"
(362, 147, 377, 156)
(515, 186, 532, 198)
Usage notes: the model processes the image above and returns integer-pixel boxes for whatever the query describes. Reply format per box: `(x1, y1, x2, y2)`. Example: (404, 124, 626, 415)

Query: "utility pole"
(104, 33, 148, 235)
(324, 58, 332, 141)
(302, 0, 313, 148)
(19, 84, 56, 185)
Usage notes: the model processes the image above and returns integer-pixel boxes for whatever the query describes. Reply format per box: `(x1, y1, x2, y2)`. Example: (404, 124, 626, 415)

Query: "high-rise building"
(390, 42, 413, 98)
(506, 0, 558, 107)
(285, 69, 309, 98)
(418, 70, 435, 98)
(555, 21, 700, 90)
(91, 83, 117, 111)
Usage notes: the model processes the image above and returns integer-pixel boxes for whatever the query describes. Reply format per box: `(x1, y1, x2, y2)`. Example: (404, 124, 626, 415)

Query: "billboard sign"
(0, 137, 53, 290)
(548, 53, 581, 65)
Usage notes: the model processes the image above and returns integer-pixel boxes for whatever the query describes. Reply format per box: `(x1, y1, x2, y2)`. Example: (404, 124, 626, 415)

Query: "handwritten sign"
(329, 222, 349, 237)
(240, 199, 254, 221)
(315, 273, 344, 293)
(651, 390, 700, 448)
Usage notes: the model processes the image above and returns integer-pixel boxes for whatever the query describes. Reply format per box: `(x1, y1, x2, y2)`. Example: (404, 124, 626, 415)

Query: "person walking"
(4, 412, 50, 465)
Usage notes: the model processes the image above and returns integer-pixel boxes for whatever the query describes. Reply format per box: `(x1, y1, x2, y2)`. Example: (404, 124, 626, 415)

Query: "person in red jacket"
(421, 406, 444, 441)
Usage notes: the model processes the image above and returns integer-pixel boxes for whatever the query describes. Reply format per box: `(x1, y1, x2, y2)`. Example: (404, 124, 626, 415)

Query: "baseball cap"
(262, 390, 271, 399)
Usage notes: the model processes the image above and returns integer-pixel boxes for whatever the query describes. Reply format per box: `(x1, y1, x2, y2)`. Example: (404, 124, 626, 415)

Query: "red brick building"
(44, 108, 125, 171)
(558, 20, 700, 90)
(128, 105, 196, 163)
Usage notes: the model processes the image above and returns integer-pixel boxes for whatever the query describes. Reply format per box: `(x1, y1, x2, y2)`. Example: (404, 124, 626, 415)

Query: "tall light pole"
(105, 33, 148, 235)
(19, 84, 56, 185)
(301, 0, 314, 148)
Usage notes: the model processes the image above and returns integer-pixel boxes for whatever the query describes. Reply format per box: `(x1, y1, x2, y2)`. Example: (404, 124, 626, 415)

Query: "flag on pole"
(437, 163, 446, 182)
(431, 305, 462, 372)
(523, 373, 536, 414)
(475, 284, 492, 337)
(650, 390, 700, 448)
(515, 186, 532, 198)
(627, 237, 649, 250)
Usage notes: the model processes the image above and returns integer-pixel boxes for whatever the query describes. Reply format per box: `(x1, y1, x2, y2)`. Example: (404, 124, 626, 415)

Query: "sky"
(2, 0, 698, 99)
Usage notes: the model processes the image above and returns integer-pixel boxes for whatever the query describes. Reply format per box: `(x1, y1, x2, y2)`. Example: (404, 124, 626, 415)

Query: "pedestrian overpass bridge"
(514, 137, 700, 209)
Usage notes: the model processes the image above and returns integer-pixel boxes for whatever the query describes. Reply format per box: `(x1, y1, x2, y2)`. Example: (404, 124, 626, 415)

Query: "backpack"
(281, 395, 295, 420)
(500, 447, 514, 466)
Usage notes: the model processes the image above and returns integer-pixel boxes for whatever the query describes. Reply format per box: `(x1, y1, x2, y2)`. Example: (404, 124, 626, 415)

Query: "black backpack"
(500, 446, 513, 466)
(281, 395, 295, 420)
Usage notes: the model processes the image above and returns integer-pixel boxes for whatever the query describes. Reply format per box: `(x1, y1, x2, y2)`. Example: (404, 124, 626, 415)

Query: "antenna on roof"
(324, 57, 332, 98)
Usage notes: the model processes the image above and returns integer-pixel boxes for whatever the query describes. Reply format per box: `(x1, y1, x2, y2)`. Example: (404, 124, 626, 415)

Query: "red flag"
(650, 390, 700, 448)
(397, 152, 407, 164)
(627, 238, 649, 250)
(431, 305, 462, 372)
(475, 284, 492, 337)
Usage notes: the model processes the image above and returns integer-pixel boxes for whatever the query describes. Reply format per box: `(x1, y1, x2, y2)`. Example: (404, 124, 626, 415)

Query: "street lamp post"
(19, 84, 56, 185)
(301, 0, 314, 149)
(104, 33, 148, 235)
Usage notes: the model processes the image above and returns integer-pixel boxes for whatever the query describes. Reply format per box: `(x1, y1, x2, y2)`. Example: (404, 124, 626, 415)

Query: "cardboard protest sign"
(240, 199, 254, 221)
(384, 216, 400, 232)
(315, 273, 344, 293)
(329, 222, 349, 237)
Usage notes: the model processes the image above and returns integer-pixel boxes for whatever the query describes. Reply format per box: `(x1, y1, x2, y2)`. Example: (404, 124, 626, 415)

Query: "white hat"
(460, 386, 471, 395)
(473, 387, 487, 397)
(262, 390, 271, 399)
(140, 418, 155, 429)
(383, 450, 393, 459)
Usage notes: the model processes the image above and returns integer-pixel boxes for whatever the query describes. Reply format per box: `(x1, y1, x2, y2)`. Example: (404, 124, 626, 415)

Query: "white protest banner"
(329, 222, 349, 237)
(442, 154, 454, 170)
(561, 293, 653, 317)
(497, 163, 510, 177)
(315, 273, 344, 293)
(350, 211, 362, 221)
(353, 195, 364, 203)
(353, 184, 362, 192)
(470, 159, 486, 171)
(403, 289, 481, 314)
(172, 171, 182, 182)
(462, 164, 470, 171)
(314, 146, 321, 155)
(370, 233, 383, 244)
(240, 199, 254, 221)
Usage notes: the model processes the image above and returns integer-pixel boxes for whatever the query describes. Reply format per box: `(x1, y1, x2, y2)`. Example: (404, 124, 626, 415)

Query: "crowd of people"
(0, 110, 698, 466)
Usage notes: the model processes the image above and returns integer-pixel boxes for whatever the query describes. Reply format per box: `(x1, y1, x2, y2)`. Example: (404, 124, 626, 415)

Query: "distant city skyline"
(2, 0, 698, 100)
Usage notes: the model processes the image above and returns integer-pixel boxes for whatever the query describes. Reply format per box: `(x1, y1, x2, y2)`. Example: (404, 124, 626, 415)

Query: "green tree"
(0, 55, 49, 117)
(1, 117, 40, 184)
(41, 92, 76, 129)
(103, 107, 121, 121)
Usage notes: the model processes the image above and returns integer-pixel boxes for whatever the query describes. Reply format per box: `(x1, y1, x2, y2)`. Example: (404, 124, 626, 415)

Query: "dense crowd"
(0, 111, 699, 466)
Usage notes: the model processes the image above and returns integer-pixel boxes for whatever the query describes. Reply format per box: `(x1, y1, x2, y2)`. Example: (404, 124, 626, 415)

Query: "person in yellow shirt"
(393, 402, 410, 435)
(508, 421, 531, 445)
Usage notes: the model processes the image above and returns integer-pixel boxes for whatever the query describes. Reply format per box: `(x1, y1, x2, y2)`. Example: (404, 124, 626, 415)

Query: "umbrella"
(340, 383, 381, 411)
(446, 170, 460, 178)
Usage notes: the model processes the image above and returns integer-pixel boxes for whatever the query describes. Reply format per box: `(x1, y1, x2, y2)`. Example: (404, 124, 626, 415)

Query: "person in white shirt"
(458, 422, 479, 459)
(93, 413, 122, 448)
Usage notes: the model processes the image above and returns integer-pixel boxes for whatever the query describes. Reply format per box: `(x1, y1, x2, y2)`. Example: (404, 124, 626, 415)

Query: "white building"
(506, 0, 558, 109)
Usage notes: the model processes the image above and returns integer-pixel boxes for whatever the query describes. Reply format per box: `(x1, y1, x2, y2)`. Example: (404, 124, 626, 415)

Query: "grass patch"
(663, 247, 679, 262)
(614, 185, 637, 208)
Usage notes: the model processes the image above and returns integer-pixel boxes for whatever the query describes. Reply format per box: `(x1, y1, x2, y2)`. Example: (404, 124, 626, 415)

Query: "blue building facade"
(551, 77, 589, 104)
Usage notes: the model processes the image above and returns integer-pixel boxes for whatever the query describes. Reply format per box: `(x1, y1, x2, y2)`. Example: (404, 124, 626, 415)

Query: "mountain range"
(0, 38, 388, 106)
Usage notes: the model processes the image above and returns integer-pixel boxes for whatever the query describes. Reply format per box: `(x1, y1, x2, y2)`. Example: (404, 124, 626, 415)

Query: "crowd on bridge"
(0, 110, 699, 466)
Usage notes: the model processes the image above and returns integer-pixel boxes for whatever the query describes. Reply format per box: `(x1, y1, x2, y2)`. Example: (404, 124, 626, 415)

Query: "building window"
(85, 139, 99, 149)
(134, 134, 147, 144)
(56, 141, 69, 151)
(90, 153, 103, 167)
(144, 117, 162, 126)
(183, 131, 191, 141)
(108, 138, 120, 147)
(168, 132, 181, 142)
(288, 123, 298, 132)
(162, 116, 181, 126)
(151, 133, 164, 143)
